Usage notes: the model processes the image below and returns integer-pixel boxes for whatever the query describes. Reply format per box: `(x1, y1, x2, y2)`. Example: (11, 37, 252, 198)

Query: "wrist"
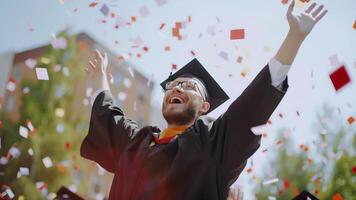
(287, 30, 306, 42)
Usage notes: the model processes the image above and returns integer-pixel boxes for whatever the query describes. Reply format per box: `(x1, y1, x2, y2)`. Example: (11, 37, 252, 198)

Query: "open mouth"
(169, 96, 184, 104)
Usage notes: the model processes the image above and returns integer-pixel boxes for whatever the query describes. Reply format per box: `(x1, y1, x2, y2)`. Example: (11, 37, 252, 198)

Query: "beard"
(162, 102, 198, 126)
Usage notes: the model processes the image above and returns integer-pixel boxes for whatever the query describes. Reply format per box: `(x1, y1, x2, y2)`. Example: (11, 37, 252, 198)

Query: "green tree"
(0, 32, 91, 199)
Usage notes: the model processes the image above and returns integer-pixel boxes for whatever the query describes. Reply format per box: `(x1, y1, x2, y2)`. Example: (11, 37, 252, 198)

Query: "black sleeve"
(210, 64, 288, 185)
(80, 90, 138, 173)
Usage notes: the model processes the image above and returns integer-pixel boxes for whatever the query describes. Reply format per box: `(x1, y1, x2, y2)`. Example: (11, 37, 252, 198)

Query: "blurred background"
(0, 0, 355, 199)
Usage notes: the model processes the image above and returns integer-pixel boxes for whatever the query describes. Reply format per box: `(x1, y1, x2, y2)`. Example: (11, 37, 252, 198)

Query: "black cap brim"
(160, 58, 229, 114)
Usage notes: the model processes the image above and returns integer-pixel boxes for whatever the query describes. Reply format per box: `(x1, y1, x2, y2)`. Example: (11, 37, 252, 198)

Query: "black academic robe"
(80, 64, 288, 200)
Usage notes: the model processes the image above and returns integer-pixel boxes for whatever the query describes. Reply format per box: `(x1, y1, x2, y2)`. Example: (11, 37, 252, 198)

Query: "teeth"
(170, 97, 183, 104)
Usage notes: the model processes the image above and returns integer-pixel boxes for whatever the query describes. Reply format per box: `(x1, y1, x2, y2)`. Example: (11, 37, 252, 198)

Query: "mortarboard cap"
(160, 58, 229, 114)
(55, 186, 84, 200)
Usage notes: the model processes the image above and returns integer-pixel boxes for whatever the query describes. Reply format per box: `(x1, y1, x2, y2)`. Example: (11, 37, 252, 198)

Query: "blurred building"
(0, 32, 163, 199)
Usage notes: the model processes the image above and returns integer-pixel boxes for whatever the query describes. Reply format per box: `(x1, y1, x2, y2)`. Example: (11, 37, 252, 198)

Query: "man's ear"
(199, 101, 210, 114)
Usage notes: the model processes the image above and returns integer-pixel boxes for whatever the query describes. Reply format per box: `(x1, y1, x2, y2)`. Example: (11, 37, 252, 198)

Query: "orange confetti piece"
(89, 2, 98, 7)
(276, 140, 284, 145)
(164, 46, 170, 51)
(281, 0, 289, 4)
(246, 168, 252, 173)
(131, 16, 137, 22)
(230, 29, 245, 40)
(353, 20, 356, 30)
(159, 23, 166, 30)
(332, 193, 343, 200)
(347, 116, 355, 124)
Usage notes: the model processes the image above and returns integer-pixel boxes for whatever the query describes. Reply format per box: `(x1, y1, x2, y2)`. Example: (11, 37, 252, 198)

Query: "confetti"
(25, 58, 37, 69)
(263, 178, 279, 185)
(6, 78, 16, 92)
(56, 123, 64, 133)
(268, 197, 276, 200)
(347, 116, 355, 125)
(123, 78, 132, 88)
(100, 4, 109, 16)
(19, 167, 30, 176)
(139, 6, 150, 17)
(236, 56, 243, 63)
(40, 57, 50, 64)
(230, 29, 245, 40)
(329, 54, 340, 67)
(9, 146, 21, 158)
(19, 125, 29, 138)
(329, 65, 351, 91)
(332, 193, 343, 200)
(51, 37, 67, 49)
(35, 68, 49, 80)
(155, 0, 168, 6)
(28, 148, 34, 156)
(42, 157, 53, 168)
(89, 2, 98, 7)
(218, 51, 228, 61)
(55, 108, 65, 117)
(159, 23, 166, 30)
(118, 92, 127, 101)
(353, 20, 356, 30)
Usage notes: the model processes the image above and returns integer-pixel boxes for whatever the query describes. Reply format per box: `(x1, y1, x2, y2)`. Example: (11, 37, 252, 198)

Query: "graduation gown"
(80, 64, 288, 200)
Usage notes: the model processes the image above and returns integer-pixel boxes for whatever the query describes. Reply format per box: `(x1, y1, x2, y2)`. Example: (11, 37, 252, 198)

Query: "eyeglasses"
(164, 80, 206, 101)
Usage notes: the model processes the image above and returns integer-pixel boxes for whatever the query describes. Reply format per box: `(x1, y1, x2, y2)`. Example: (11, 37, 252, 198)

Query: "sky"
(1, 0, 355, 199)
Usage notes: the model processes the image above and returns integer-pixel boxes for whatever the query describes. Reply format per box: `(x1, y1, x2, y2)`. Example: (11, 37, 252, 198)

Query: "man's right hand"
(84, 49, 112, 93)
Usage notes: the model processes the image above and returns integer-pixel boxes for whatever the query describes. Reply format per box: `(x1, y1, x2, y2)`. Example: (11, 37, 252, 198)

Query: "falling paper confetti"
(42, 157, 53, 168)
(155, 0, 168, 6)
(263, 178, 279, 185)
(219, 51, 229, 61)
(347, 116, 355, 125)
(25, 58, 37, 69)
(329, 65, 351, 91)
(353, 20, 356, 30)
(51, 37, 67, 49)
(329, 54, 340, 67)
(35, 68, 49, 80)
(89, 2, 98, 7)
(230, 29, 245, 40)
(19, 167, 30, 176)
(100, 4, 109, 16)
(6, 78, 16, 92)
(19, 126, 29, 138)
(9, 146, 21, 158)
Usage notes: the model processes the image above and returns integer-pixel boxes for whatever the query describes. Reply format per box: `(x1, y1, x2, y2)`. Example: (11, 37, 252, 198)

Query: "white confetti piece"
(9, 146, 21, 158)
(42, 157, 53, 168)
(6, 80, 16, 92)
(118, 92, 127, 101)
(19, 125, 29, 138)
(27, 121, 35, 132)
(28, 148, 34, 156)
(123, 78, 132, 88)
(263, 178, 279, 185)
(23, 87, 30, 94)
(35, 68, 49, 80)
(55, 108, 65, 117)
(128, 66, 135, 78)
(51, 37, 67, 49)
(155, 0, 168, 6)
(25, 58, 37, 69)
(218, 51, 228, 61)
(19, 167, 30, 176)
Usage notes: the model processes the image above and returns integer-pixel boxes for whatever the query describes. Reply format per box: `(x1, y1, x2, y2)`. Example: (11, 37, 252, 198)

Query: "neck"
(166, 122, 192, 130)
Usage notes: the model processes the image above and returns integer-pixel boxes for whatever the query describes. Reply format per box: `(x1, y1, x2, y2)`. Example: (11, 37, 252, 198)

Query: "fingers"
(95, 49, 104, 61)
(287, 0, 295, 13)
(305, 2, 316, 14)
(312, 4, 324, 18)
(315, 9, 328, 22)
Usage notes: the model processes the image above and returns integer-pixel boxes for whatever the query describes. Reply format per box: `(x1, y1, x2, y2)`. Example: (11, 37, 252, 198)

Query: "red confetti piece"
(230, 29, 245, 40)
(329, 66, 351, 91)
(65, 142, 71, 150)
(347, 116, 355, 125)
(300, 0, 310, 3)
(332, 193, 343, 200)
(172, 64, 177, 70)
(137, 53, 142, 58)
(143, 46, 149, 52)
(284, 179, 291, 189)
(351, 166, 356, 174)
(281, 0, 289, 4)
(89, 2, 98, 7)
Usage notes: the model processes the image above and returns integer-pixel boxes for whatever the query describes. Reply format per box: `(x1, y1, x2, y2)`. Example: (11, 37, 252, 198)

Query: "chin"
(162, 103, 197, 125)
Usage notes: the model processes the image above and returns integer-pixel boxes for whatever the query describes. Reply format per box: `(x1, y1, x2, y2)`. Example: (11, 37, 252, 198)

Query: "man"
(81, 1, 327, 199)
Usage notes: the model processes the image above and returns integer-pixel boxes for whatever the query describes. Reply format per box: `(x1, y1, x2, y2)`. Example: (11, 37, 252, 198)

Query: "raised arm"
(275, 0, 327, 65)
